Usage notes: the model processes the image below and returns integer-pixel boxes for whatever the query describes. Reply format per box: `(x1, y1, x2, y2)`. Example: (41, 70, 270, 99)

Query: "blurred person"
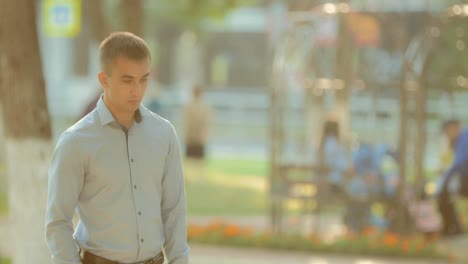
(439, 136, 455, 174)
(343, 142, 377, 233)
(182, 84, 213, 180)
(373, 144, 400, 230)
(437, 119, 468, 237)
(409, 186, 441, 241)
(374, 144, 399, 198)
(45, 32, 189, 264)
(434, 134, 458, 195)
(317, 120, 353, 195)
(78, 90, 102, 120)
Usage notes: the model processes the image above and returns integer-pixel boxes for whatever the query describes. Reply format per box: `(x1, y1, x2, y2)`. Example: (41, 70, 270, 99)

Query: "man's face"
(444, 123, 461, 143)
(99, 56, 150, 115)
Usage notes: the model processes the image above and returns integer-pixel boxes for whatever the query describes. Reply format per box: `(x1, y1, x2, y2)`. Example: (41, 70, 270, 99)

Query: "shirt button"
(138, 211, 142, 215)
(141, 238, 144, 243)
(134, 185, 137, 189)
(131, 158, 134, 162)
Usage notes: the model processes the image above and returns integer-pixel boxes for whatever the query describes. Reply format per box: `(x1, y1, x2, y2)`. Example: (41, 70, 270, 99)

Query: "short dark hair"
(99, 32, 151, 74)
(441, 118, 460, 131)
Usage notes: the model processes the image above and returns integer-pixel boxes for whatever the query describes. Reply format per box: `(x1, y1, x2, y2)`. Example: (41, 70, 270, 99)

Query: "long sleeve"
(45, 132, 84, 264)
(442, 132, 468, 192)
(161, 126, 190, 264)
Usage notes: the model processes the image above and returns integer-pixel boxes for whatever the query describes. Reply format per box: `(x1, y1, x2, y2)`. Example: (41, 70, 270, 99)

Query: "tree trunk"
(156, 22, 182, 85)
(413, 12, 432, 197)
(85, 0, 110, 42)
(397, 65, 409, 234)
(0, 1, 53, 263)
(308, 92, 325, 152)
(335, 12, 352, 143)
(414, 82, 427, 189)
(121, 0, 144, 37)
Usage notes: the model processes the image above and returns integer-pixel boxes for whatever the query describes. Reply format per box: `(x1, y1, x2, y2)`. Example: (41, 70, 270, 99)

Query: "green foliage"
(151, 0, 257, 31)
(425, 16, 468, 91)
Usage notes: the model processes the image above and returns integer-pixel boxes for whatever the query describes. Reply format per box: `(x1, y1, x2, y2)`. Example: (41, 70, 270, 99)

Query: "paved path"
(189, 245, 450, 264)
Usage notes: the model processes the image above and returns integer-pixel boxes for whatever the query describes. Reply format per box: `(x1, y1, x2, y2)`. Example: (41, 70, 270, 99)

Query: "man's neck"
(103, 97, 134, 129)
(116, 115, 134, 130)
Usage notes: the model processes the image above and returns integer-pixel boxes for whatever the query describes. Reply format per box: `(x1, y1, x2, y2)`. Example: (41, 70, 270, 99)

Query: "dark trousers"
(343, 200, 370, 233)
(438, 174, 468, 236)
(185, 144, 205, 159)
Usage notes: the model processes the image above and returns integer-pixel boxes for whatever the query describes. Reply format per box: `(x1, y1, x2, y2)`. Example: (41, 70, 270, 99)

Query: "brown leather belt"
(82, 251, 164, 264)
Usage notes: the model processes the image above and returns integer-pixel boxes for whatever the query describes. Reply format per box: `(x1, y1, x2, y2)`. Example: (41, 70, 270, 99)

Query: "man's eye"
(123, 80, 132, 84)
(141, 79, 148, 83)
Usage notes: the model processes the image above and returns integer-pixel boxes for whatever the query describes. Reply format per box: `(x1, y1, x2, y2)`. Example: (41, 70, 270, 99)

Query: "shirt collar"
(96, 95, 145, 126)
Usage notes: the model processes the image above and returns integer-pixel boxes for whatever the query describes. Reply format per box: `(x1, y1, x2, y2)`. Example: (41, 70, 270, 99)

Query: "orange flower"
(205, 220, 225, 233)
(400, 240, 410, 252)
(241, 227, 254, 237)
(448, 253, 456, 263)
(187, 224, 205, 238)
(362, 226, 377, 237)
(382, 232, 399, 247)
(308, 234, 321, 244)
(224, 224, 241, 238)
(345, 232, 357, 241)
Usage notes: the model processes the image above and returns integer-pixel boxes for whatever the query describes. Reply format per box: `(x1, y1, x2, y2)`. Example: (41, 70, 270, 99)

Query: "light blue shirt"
(45, 97, 189, 264)
(323, 136, 349, 184)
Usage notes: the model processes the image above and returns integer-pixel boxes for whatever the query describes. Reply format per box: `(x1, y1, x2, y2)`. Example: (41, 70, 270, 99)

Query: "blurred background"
(1, 0, 468, 263)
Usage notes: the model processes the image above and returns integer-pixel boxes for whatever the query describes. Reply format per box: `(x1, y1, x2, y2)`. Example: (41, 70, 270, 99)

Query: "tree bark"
(397, 64, 409, 234)
(413, 12, 432, 198)
(0, 0, 53, 263)
(414, 80, 427, 189)
(85, 0, 110, 42)
(121, 0, 144, 37)
(334, 11, 352, 143)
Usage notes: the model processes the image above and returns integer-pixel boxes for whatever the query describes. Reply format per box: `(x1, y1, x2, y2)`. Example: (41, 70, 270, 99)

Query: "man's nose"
(131, 83, 143, 96)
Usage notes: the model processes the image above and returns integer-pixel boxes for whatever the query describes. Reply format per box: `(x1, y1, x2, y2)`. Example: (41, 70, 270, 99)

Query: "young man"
(46, 32, 189, 264)
(438, 119, 468, 237)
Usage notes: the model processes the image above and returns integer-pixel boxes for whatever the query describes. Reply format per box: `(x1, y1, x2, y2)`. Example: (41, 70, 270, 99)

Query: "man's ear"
(98, 72, 109, 89)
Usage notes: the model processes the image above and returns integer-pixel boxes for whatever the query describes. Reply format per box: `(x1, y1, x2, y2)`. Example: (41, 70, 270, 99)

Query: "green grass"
(186, 180, 267, 216)
(206, 157, 268, 178)
(185, 158, 268, 216)
(0, 258, 11, 264)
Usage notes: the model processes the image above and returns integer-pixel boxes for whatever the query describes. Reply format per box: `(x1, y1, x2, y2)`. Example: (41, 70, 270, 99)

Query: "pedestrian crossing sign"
(43, 0, 81, 37)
